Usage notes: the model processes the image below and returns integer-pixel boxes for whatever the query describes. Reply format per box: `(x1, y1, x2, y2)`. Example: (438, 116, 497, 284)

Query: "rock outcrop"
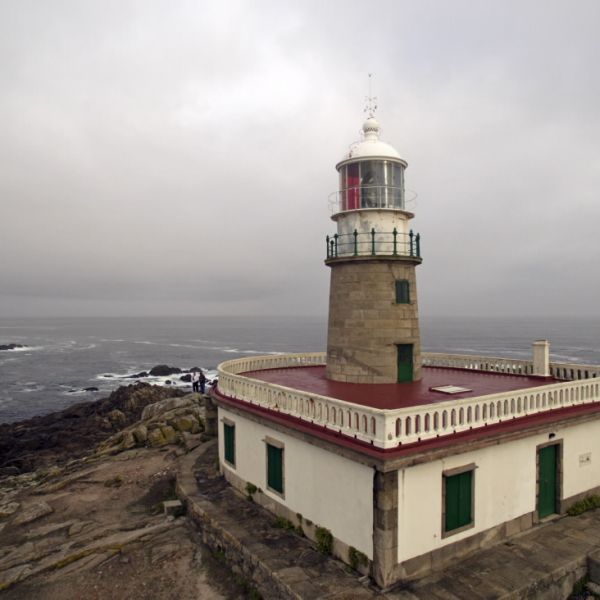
(0, 344, 27, 351)
(97, 393, 204, 455)
(0, 383, 186, 475)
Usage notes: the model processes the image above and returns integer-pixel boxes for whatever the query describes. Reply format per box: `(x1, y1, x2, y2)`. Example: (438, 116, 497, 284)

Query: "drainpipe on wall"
(533, 340, 550, 377)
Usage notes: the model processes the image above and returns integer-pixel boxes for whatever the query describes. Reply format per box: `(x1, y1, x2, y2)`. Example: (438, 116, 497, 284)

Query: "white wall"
(398, 418, 600, 562)
(218, 407, 374, 558)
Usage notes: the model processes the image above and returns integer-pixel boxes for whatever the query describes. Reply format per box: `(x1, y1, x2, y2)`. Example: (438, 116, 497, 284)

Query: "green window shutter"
(395, 279, 410, 304)
(224, 424, 235, 465)
(267, 444, 284, 493)
(445, 470, 473, 532)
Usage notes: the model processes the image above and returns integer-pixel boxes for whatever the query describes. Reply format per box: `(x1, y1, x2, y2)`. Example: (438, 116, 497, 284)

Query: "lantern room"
(334, 117, 408, 212)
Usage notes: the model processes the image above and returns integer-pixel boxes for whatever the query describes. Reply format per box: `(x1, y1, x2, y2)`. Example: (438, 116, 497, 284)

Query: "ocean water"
(0, 315, 599, 424)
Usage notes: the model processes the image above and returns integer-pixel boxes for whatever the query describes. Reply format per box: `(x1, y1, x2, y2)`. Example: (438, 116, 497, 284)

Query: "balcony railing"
(326, 229, 421, 259)
(328, 186, 417, 214)
(215, 352, 600, 450)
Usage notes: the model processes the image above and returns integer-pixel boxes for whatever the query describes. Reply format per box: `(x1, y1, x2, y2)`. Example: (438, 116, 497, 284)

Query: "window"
(266, 443, 284, 495)
(443, 467, 474, 535)
(223, 422, 235, 466)
(395, 279, 410, 304)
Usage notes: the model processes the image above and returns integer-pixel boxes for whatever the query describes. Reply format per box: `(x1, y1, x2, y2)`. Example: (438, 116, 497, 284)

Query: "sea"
(1, 315, 599, 425)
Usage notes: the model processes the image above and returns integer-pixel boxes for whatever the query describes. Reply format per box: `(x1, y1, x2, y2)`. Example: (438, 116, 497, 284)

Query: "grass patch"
(315, 526, 333, 555)
(569, 575, 592, 599)
(348, 546, 368, 571)
(567, 495, 600, 516)
(274, 516, 296, 531)
(104, 474, 124, 488)
(245, 482, 258, 501)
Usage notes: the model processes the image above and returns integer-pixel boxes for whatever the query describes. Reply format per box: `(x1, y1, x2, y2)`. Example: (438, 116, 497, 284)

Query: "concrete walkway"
(177, 441, 600, 599)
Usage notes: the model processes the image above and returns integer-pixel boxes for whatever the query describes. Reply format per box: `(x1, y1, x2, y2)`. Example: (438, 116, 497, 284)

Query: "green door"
(538, 445, 558, 518)
(397, 344, 413, 383)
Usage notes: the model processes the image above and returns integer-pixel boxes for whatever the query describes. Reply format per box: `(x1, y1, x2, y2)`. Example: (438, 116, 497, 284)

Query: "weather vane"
(364, 73, 378, 118)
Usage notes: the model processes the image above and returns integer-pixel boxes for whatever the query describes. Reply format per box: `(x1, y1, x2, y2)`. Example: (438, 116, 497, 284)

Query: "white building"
(211, 112, 600, 589)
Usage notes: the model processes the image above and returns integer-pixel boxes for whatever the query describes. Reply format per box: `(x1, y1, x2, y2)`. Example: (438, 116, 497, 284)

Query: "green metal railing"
(326, 228, 421, 259)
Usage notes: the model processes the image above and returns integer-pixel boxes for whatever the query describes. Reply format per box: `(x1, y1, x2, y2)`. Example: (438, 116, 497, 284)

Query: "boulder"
(107, 409, 127, 427)
(147, 429, 167, 448)
(141, 395, 199, 421)
(179, 374, 192, 382)
(120, 431, 136, 451)
(0, 502, 20, 518)
(149, 365, 182, 377)
(83, 387, 99, 392)
(126, 371, 148, 379)
(132, 424, 148, 445)
(160, 426, 177, 445)
(174, 416, 194, 432)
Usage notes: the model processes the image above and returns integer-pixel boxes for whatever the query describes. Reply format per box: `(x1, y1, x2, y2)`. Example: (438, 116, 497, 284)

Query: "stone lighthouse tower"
(325, 111, 422, 384)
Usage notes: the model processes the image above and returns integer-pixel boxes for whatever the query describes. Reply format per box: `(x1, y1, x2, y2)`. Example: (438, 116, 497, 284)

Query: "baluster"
(371, 228, 376, 255)
(326, 235, 330, 258)
(334, 233, 339, 257)
(416, 233, 421, 257)
(409, 230, 414, 257)
(393, 227, 398, 255)
(353, 229, 358, 256)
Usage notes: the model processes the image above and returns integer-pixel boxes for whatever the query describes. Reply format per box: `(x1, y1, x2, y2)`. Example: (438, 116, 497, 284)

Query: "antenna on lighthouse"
(364, 73, 378, 118)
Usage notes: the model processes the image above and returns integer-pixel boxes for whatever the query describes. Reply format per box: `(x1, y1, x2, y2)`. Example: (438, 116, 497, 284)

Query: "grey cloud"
(0, 0, 599, 318)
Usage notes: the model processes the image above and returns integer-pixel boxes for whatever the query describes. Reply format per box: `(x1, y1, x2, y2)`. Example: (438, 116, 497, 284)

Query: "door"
(397, 344, 413, 383)
(538, 444, 558, 518)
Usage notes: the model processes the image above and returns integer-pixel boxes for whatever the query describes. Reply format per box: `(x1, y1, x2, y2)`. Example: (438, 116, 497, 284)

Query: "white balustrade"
(216, 352, 600, 450)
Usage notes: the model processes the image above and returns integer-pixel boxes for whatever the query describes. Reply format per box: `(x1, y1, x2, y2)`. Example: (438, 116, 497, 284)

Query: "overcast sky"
(1, 0, 599, 319)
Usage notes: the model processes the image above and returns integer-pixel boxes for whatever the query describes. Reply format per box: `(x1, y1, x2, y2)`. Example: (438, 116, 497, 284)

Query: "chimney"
(533, 340, 550, 377)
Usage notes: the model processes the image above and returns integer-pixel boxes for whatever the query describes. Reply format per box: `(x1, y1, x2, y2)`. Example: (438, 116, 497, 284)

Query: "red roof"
(242, 365, 557, 410)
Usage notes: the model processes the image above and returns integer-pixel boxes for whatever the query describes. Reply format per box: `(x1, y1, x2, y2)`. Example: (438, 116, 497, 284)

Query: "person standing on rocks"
(191, 370, 200, 393)
(199, 370, 206, 394)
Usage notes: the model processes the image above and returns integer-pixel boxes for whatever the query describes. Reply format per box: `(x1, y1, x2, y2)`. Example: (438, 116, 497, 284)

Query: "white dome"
(338, 117, 406, 165)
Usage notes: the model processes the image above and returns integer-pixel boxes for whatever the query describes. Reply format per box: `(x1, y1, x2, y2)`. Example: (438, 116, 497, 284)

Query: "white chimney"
(533, 340, 550, 377)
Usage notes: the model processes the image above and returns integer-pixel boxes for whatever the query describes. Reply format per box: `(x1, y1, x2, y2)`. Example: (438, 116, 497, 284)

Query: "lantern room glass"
(339, 161, 404, 210)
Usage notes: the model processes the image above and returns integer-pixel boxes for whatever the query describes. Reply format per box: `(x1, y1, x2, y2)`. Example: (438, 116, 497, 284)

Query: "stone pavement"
(177, 441, 600, 599)
(177, 440, 380, 599)
(387, 509, 600, 600)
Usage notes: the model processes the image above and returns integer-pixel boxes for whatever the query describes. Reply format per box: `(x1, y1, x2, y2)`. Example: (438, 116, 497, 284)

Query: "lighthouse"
(325, 112, 422, 384)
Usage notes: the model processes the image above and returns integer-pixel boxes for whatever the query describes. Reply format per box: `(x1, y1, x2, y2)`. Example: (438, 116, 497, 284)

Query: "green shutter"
(445, 470, 473, 532)
(224, 424, 235, 465)
(395, 279, 410, 304)
(267, 444, 284, 493)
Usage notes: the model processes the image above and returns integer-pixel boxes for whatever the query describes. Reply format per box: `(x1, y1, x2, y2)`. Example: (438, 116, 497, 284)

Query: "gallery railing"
(215, 352, 600, 450)
(326, 229, 421, 259)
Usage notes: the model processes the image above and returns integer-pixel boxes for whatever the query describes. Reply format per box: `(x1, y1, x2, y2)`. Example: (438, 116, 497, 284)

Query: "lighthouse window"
(395, 279, 410, 304)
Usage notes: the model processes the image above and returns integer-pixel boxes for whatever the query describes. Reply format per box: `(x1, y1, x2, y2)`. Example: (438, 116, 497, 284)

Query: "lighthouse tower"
(325, 112, 422, 384)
